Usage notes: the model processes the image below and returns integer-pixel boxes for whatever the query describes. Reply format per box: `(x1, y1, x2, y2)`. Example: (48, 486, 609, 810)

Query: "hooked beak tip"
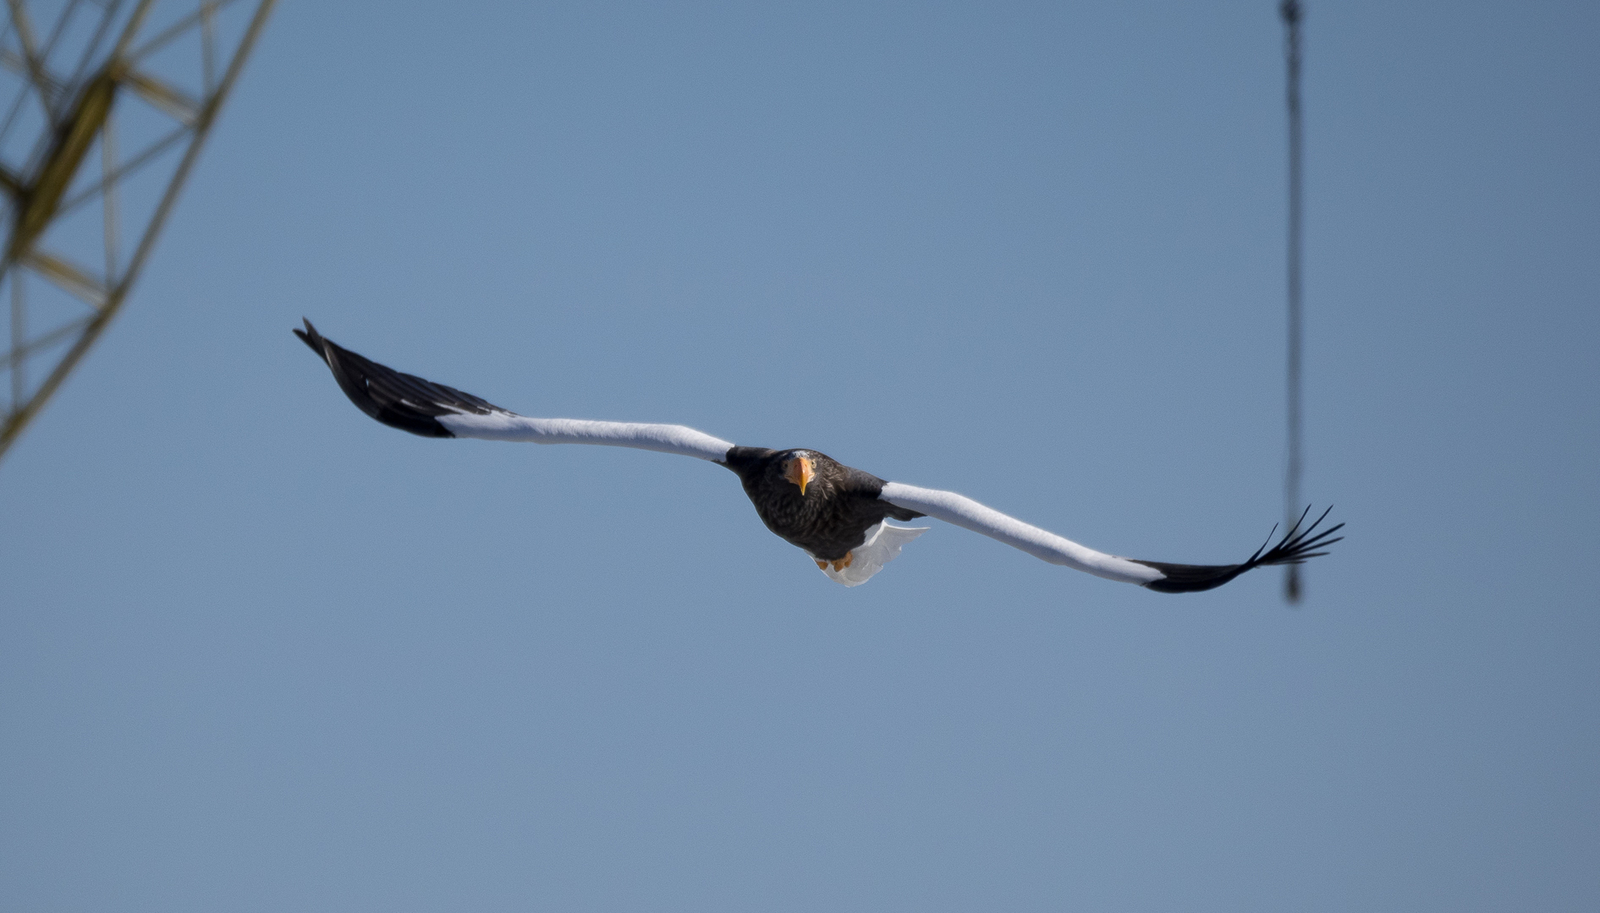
(786, 455, 815, 495)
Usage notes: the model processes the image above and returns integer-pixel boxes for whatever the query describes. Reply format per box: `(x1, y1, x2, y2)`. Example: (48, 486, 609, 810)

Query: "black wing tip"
(293, 319, 466, 439)
(1137, 506, 1342, 594)
(1138, 563, 1248, 594)
(293, 318, 328, 360)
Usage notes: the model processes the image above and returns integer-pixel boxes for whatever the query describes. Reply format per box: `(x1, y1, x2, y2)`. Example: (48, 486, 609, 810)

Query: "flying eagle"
(295, 320, 1340, 591)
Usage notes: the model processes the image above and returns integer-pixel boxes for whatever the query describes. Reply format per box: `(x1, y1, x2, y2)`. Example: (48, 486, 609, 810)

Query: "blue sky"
(3, 2, 1597, 910)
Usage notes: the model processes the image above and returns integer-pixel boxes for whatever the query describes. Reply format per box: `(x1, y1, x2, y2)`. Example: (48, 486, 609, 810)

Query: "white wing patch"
(878, 482, 1163, 585)
(437, 411, 735, 462)
(818, 521, 930, 587)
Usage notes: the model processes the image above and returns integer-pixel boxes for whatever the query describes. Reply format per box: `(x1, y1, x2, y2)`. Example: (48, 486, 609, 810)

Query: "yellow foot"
(814, 559, 829, 570)
(829, 552, 854, 572)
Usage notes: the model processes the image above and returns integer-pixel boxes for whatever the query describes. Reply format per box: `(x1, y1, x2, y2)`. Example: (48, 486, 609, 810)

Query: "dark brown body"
(722, 447, 925, 561)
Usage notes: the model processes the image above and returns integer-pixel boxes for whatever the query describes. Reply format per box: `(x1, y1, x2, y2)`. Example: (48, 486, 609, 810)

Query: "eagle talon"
(829, 552, 854, 572)
(814, 559, 828, 570)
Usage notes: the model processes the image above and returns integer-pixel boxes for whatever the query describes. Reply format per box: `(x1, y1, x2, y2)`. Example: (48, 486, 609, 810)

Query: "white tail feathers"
(819, 521, 929, 587)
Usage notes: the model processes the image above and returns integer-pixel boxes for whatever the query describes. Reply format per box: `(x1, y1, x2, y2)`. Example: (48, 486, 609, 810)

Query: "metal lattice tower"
(0, 0, 274, 464)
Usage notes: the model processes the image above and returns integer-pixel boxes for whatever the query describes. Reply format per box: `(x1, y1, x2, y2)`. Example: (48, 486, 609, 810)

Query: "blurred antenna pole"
(1280, 0, 1304, 603)
(0, 0, 276, 465)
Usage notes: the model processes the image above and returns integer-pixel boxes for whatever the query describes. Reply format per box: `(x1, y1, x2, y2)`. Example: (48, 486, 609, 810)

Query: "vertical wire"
(1281, 0, 1304, 603)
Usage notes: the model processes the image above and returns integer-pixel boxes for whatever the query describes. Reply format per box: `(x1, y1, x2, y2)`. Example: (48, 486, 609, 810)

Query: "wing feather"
(879, 482, 1341, 593)
(878, 482, 1164, 585)
(295, 320, 735, 462)
(1132, 506, 1344, 593)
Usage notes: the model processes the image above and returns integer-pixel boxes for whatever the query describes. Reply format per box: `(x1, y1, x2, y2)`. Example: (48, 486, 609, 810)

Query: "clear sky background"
(2, 1, 1597, 910)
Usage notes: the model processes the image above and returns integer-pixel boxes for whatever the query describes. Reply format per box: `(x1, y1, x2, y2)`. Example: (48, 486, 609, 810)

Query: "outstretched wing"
(879, 482, 1341, 593)
(294, 319, 736, 462)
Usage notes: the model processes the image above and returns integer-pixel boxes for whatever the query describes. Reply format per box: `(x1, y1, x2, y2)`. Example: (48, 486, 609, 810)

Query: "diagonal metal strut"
(0, 0, 275, 464)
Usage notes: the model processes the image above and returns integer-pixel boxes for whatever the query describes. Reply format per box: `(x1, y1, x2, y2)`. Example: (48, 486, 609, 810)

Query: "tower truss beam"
(0, 0, 275, 464)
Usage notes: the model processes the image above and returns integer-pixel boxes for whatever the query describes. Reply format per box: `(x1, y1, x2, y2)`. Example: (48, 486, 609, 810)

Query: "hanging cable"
(1280, 0, 1305, 603)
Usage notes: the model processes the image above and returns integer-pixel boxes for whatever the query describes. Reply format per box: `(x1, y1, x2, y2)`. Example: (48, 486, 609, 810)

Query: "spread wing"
(294, 319, 735, 462)
(878, 482, 1341, 593)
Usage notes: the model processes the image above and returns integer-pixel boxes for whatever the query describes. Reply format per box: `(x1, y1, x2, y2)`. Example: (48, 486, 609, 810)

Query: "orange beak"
(784, 455, 815, 496)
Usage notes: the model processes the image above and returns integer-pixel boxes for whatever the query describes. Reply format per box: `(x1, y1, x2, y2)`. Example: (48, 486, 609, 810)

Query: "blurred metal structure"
(0, 0, 274, 464)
